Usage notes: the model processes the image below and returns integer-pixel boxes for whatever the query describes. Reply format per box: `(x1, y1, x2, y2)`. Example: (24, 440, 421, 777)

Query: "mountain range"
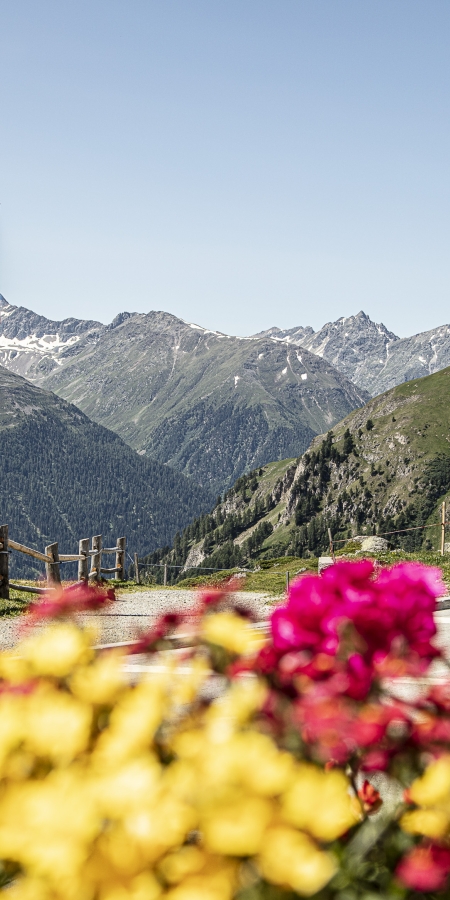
(254, 311, 450, 396)
(0, 296, 367, 491)
(2, 294, 450, 493)
(0, 365, 213, 578)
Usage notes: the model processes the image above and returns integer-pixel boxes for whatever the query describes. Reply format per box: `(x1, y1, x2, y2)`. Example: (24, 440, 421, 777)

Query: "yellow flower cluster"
(0, 618, 360, 899)
(401, 755, 450, 840)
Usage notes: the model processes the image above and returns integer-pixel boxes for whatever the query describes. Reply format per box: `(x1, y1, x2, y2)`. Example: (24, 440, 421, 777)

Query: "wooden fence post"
(0, 525, 9, 600)
(45, 542, 61, 585)
(441, 501, 447, 556)
(163, 563, 167, 586)
(78, 538, 89, 581)
(134, 552, 140, 585)
(115, 537, 126, 581)
(327, 527, 336, 563)
(90, 535, 102, 582)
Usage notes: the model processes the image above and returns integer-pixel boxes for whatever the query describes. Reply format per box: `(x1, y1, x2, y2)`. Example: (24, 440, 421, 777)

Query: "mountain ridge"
(0, 298, 367, 492)
(252, 311, 450, 396)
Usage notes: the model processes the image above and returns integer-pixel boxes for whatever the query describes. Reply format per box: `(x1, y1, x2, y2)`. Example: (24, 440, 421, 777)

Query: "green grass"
(177, 557, 318, 596)
(175, 550, 450, 597)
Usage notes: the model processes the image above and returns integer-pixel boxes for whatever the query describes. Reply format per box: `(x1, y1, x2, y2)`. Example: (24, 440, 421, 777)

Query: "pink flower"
(396, 844, 450, 892)
(268, 561, 443, 690)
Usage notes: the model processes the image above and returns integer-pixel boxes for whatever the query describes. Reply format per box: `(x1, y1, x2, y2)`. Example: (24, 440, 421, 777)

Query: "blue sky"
(1, 1, 449, 336)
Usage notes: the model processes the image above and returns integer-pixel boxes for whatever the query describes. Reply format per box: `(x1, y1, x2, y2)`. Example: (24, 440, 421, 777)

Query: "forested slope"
(0, 367, 213, 578)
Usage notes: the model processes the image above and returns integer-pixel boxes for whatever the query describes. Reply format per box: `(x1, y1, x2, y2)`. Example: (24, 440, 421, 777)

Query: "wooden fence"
(0, 525, 126, 600)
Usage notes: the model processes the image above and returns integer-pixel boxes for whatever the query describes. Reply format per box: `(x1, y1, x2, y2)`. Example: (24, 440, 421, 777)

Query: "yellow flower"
(70, 650, 126, 705)
(281, 765, 360, 841)
(0, 694, 26, 772)
(409, 755, 450, 807)
(190, 731, 293, 804)
(21, 623, 92, 678)
(24, 687, 92, 764)
(2, 876, 53, 900)
(201, 612, 265, 656)
(93, 678, 167, 767)
(124, 797, 197, 861)
(163, 857, 237, 900)
(206, 677, 266, 734)
(234, 731, 294, 796)
(0, 651, 30, 684)
(169, 657, 210, 707)
(258, 825, 337, 896)
(201, 795, 273, 856)
(98, 872, 162, 900)
(95, 756, 161, 819)
(400, 808, 450, 839)
(97, 824, 146, 877)
(159, 846, 207, 884)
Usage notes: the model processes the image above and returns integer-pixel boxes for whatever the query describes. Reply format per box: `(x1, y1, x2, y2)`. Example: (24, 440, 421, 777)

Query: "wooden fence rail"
(0, 525, 126, 600)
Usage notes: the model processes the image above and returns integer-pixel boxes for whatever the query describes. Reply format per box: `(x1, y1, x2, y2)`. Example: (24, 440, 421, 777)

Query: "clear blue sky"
(1, 1, 449, 337)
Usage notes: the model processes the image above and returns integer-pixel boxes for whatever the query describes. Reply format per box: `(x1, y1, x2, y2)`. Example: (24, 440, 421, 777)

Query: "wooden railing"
(0, 525, 126, 600)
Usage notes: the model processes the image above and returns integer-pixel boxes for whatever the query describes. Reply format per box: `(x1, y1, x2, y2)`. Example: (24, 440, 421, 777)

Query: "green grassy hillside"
(142, 366, 450, 581)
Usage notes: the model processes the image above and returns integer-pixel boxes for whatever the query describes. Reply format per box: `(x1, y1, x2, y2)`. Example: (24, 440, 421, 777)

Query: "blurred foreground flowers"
(0, 564, 449, 898)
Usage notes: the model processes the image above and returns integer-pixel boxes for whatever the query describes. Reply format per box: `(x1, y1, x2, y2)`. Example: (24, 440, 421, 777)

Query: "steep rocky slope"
(0, 294, 101, 378)
(0, 366, 213, 577)
(255, 312, 450, 397)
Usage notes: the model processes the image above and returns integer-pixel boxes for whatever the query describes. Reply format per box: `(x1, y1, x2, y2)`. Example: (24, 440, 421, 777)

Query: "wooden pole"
(328, 527, 336, 563)
(0, 525, 9, 600)
(45, 542, 61, 585)
(8, 540, 52, 563)
(441, 501, 446, 556)
(286, 570, 290, 592)
(90, 535, 102, 582)
(78, 538, 89, 581)
(134, 552, 140, 585)
(115, 537, 126, 581)
(163, 563, 168, 586)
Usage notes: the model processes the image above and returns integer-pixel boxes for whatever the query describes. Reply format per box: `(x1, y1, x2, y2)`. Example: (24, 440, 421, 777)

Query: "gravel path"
(3, 592, 450, 693)
(0, 589, 274, 650)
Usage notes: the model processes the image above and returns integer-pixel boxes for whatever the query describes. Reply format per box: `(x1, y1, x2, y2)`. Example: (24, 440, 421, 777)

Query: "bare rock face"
(182, 543, 206, 571)
(254, 312, 450, 398)
(254, 312, 399, 395)
(359, 536, 389, 553)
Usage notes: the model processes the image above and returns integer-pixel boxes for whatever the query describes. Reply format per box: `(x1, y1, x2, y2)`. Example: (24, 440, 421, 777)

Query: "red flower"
(396, 843, 450, 892)
(358, 780, 382, 814)
(23, 582, 114, 627)
(360, 749, 390, 772)
(129, 612, 184, 654)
